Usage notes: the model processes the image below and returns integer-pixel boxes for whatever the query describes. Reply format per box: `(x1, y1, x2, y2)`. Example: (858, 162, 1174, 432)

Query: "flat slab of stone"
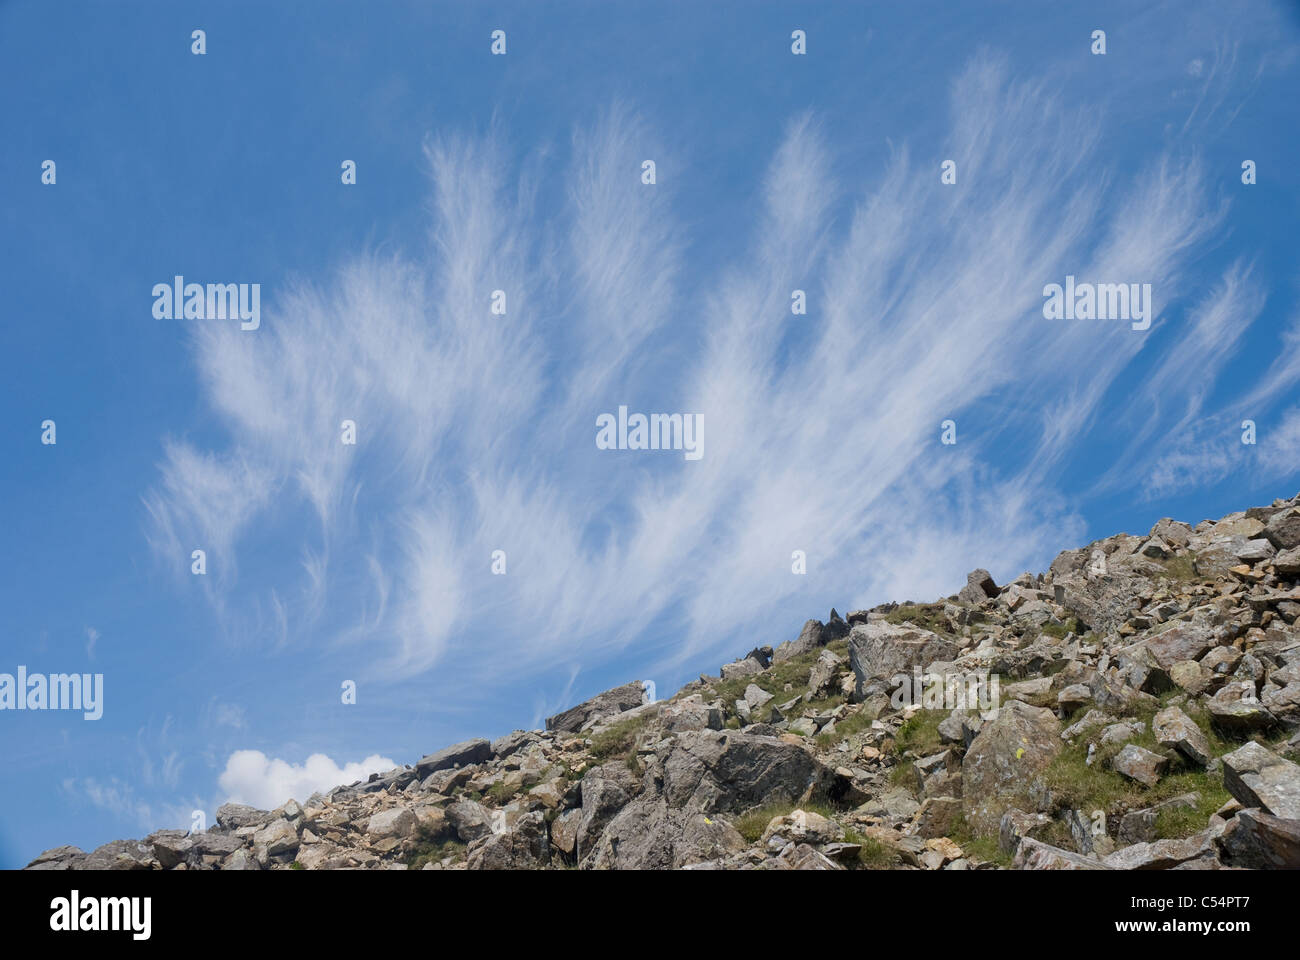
(545, 682, 646, 733)
(415, 738, 493, 776)
(1220, 741, 1300, 819)
(1013, 838, 1111, 870)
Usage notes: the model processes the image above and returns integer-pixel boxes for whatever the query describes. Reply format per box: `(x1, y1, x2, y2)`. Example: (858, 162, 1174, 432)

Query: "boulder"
(252, 819, 299, 858)
(1013, 838, 1110, 870)
(999, 809, 1053, 854)
(446, 799, 496, 844)
(1117, 794, 1200, 845)
(1112, 744, 1168, 787)
(658, 696, 722, 733)
(79, 839, 157, 871)
(216, 803, 270, 830)
(545, 683, 645, 734)
(1215, 808, 1300, 869)
(1103, 827, 1222, 870)
(958, 569, 999, 604)
(1141, 622, 1214, 671)
(585, 800, 746, 869)
(365, 807, 416, 839)
(761, 808, 843, 847)
(576, 765, 636, 854)
(962, 700, 1061, 834)
(415, 738, 493, 775)
(662, 730, 825, 813)
(1265, 507, 1300, 550)
(720, 656, 764, 681)
(146, 830, 193, 869)
(466, 811, 550, 869)
(773, 619, 827, 664)
(1220, 741, 1300, 819)
(911, 796, 962, 840)
(24, 846, 86, 871)
(1152, 706, 1212, 766)
(848, 621, 959, 699)
(1208, 684, 1277, 736)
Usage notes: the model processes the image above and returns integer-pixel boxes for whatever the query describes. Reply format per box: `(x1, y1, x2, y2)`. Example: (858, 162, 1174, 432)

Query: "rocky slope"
(27, 494, 1300, 870)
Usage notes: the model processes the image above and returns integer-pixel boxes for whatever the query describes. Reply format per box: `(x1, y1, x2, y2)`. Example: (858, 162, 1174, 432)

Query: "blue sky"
(2, 0, 1299, 868)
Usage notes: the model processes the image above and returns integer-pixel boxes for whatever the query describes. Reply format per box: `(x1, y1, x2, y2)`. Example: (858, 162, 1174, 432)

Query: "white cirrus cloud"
(144, 52, 1297, 711)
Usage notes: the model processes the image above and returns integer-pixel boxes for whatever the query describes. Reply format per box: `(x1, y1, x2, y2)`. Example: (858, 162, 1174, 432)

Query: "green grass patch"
(842, 828, 894, 869)
(884, 603, 953, 635)
(706, 646, 832, 721)
(947, 812, 1014, 868)
(405, 836, 466, 870)
(1043, 699, 1230, 827)
(1040, 617, 1082, 640)
(588, 713, 648, 764)
(486, 778, 522, 803)
(893, 710, 947, 758)
(1158, 552, 1201, 584)
(731, 801, 837, 843)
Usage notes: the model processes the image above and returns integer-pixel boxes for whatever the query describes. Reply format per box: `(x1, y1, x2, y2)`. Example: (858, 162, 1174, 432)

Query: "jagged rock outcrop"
(26, 490, 1300, 871)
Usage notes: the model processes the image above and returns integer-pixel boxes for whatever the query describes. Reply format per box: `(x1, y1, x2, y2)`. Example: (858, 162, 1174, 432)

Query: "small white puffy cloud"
(217, 750, 397, 809)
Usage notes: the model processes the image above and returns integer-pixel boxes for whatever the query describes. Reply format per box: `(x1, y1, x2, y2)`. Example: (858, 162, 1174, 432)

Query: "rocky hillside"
(27, 494, 1300, 870)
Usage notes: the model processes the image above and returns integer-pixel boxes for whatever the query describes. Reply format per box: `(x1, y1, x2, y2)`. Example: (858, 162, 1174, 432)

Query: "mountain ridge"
(27, 490, 1300, 870)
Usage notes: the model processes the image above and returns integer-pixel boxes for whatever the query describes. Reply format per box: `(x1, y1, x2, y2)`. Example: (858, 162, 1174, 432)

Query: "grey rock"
(958, 569, 999, 605)
(446, 799, 496, 844)
(659, 696, 722, 733)
(1112, 744, 1168, 787)
(79, 839, 157, 871)
(25, 845, 85, 870)
(467, 811, 550, 869)
(545, 683, 645, 734)
(365, 807, 416, 839)
(1208, 684, 1277, 735)
(720, 656, 764, 681)
(773, 619, 827, 664)
(1220, 741, 1300, 819)
(962, 700, 1061, 834)
(1265, 507, 1300, 550)
(1215, 808, 1300, 869)
(1104, 826, 1222, 870)
(662, 730, 825, 813)
(848, 621, 959, 699)
(1153, 705, 1212, 766)
(1118, 794, 1200, 845)
(416, 738, 495, 775)
(252, 819, 299, 858)
(216, 802, 270, 830)
(146, 830, 193, 869)
(1013, 838, 1111, 870)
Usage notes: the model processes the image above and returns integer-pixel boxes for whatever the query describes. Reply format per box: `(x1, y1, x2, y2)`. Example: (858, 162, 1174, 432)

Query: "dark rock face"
(660, 730, 826, 814)
(1216, 809, 1300, 868)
